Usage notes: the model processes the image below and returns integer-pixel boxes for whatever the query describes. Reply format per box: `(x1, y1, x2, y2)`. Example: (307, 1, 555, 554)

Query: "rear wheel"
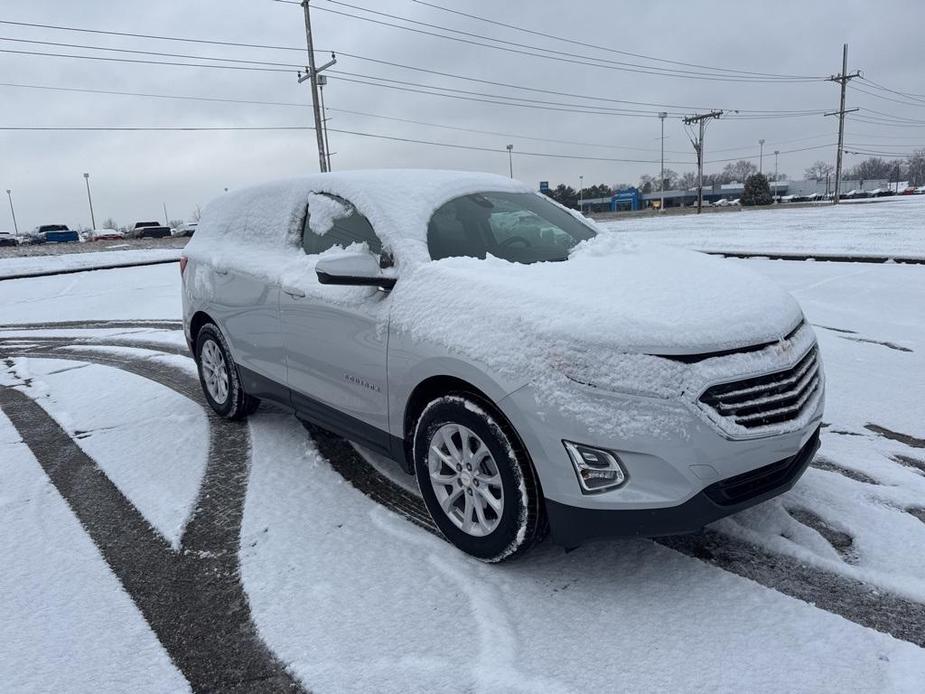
(412, 395, 545, 562)
(195, 323, 259, 419)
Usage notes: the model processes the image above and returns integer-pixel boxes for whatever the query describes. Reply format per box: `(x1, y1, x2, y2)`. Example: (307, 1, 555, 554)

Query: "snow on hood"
(392, 240, 803, 357)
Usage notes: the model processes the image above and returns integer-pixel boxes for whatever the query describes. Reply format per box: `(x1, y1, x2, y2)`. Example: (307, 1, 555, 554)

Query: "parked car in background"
(35, 224, 80, 243)
(172, 221, 198, 237)
(87, 228, 127, 241)
(130, 221, 172, 239)
(182, 171, 823, 562)
(0, 230, 19, 247)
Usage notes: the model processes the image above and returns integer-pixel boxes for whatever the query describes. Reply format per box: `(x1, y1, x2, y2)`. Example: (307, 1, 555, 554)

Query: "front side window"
(427, 191, 596, 263)
(301, 193, 382, 256)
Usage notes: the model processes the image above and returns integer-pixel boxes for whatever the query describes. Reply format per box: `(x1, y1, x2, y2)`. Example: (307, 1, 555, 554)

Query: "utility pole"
(659, 112, 667, 212)
(83, 173, 96, 230)
(825, 43, 860, 204)
(579, 174, 584, 212)
(758, 139, 765, 174)
(683, 110, 724, 214)
(5, 189, 18, 235)
(506, 144, 514, 178)
(297, 0, 336, 173)
(773, 150, 780, 201)
(163, 202, 169, 226)
(318, 74, 332, 171)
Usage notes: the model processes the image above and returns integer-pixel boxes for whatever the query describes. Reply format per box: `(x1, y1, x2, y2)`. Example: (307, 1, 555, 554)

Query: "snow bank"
(0, 248, 181, 279)
(600, 194, 925, 259)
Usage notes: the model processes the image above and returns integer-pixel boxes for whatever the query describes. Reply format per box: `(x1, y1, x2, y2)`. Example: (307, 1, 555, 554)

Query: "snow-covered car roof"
(191, 169, 532, 266)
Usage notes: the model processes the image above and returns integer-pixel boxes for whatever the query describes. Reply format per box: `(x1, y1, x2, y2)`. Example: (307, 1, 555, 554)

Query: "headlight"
(563, 441, 626, 493)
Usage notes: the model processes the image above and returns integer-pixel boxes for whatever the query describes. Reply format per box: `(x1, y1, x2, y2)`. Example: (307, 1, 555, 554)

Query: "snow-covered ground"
(0, 248, 182, 279)
(1, 258, 924, 691)
(599, 195, 925, 259)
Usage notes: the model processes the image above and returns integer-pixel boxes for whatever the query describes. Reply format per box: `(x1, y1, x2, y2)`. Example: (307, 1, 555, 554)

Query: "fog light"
(563, 441, 626, 493)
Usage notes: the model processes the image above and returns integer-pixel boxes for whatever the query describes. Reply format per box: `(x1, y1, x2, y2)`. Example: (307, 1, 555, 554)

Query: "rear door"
(209, 269, 285, 399)
(281, 194, 392, 453)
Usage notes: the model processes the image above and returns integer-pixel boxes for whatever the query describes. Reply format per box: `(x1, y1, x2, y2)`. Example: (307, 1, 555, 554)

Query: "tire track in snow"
(6, 324, 925, 655)
(320, 407, 925, 648)
(0, 347, 304, 693)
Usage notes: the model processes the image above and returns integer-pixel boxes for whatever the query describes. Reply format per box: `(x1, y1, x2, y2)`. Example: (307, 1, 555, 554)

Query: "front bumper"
(545, 427, 820, 547)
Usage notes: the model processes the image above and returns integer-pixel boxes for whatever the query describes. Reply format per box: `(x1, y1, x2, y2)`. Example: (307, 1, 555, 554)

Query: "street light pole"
(658, 112, 667, 211)
(758, 139, 765, 174)
(83, 173, 96, 230)
(5, 189, 18, 235)
(506, 144, 513, 178)
(773, 150, 780, 201)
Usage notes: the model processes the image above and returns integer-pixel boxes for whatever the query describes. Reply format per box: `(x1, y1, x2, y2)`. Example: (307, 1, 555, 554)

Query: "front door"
(281, 193, 392, 453)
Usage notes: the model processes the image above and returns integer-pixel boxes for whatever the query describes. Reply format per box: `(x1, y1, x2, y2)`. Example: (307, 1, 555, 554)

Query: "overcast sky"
(1, 0, 923, 231)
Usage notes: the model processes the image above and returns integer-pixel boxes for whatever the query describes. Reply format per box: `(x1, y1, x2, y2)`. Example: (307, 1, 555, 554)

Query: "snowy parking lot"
(2, 254, 925, 692)
(600, 195, 925, 260)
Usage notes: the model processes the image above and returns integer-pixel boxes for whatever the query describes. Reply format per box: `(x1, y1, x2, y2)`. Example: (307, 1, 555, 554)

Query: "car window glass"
(427, 191, 596, 264)
(302, 194, 382, 256)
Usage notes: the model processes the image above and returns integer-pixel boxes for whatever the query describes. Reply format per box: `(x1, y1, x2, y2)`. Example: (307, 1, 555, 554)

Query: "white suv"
(181, 170, 823, 561)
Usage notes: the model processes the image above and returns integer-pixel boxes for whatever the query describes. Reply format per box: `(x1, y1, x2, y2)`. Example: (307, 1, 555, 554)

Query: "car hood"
(393, 243, 803, 357)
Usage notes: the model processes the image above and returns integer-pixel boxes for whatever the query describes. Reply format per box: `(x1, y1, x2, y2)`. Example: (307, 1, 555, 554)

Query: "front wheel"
(413, 395, 546, 562)
(195, 323, 259, 420)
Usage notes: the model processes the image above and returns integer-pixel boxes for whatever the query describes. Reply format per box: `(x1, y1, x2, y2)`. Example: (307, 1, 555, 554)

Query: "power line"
(849, 115, 925, 129)
(0, 46, 699, 119)
(0, 124, 697, 164)
(849, 83, 925, 109)
(857, 77, 925, 104)
(317, 0, 821, 82)
(0, 47, 294, 73)
(0, 80, 694, 154)
(705, 143, 836, 164)
(844, 149, 918, 159)
(0, 24, 828, 115)
(408, 0, 820, 80)
(275, 0, 822, 83)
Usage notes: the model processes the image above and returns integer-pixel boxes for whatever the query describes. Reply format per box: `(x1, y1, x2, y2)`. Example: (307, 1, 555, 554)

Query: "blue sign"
(539, 181, 549, 193)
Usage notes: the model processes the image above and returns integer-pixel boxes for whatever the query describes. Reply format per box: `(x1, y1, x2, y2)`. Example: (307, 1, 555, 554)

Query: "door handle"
(214, 268, 229, 276)
(282, 286, 306, 298)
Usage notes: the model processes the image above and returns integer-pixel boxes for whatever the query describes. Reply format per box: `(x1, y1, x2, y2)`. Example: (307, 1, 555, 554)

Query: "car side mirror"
(315, 252, 397, 290)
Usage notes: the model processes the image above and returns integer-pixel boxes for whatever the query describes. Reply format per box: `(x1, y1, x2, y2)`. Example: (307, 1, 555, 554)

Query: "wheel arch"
(188, 310, 216, 350)
(402, 375, 534, 482)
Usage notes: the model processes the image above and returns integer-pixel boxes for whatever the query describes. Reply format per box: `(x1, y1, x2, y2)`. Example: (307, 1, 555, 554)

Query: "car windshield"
(427, 191, 596, 263)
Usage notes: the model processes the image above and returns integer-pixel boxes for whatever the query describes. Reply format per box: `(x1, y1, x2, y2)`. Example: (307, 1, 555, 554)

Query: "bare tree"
(907, 149, 925, 186)
(804, 161, 835, 182)
(677, 172, 698, 190)
(720, 160, 758, 184)
(101, 217, 119, 230)
(845, 157, 893, 180)
(191, 204, 203, 222)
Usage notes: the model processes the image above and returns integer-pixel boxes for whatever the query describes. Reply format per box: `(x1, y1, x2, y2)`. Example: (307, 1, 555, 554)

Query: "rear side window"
(301, 194, 381, 256)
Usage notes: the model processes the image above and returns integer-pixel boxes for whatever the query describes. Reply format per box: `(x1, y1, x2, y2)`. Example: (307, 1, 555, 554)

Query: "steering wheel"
(499, 235, 532, 248)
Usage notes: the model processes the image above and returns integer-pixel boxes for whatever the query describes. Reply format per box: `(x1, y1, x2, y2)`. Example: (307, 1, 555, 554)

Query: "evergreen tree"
(741, 173, 773, 206)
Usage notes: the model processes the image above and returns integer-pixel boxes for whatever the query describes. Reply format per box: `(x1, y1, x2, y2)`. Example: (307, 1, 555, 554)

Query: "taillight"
(179, 256, 189, 277)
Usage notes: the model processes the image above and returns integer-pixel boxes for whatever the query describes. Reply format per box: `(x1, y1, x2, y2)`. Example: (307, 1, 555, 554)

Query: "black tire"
(412, 394, 546, 562)
(194, 323, 259, 420)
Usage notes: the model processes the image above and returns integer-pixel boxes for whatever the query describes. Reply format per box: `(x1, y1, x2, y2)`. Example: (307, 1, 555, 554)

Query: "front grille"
(705, 428, 820, 506)
(699, 346, 820, 429)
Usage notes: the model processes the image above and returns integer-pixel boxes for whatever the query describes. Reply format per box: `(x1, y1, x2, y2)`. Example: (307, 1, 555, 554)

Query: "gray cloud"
(1, 0, 923, 230)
